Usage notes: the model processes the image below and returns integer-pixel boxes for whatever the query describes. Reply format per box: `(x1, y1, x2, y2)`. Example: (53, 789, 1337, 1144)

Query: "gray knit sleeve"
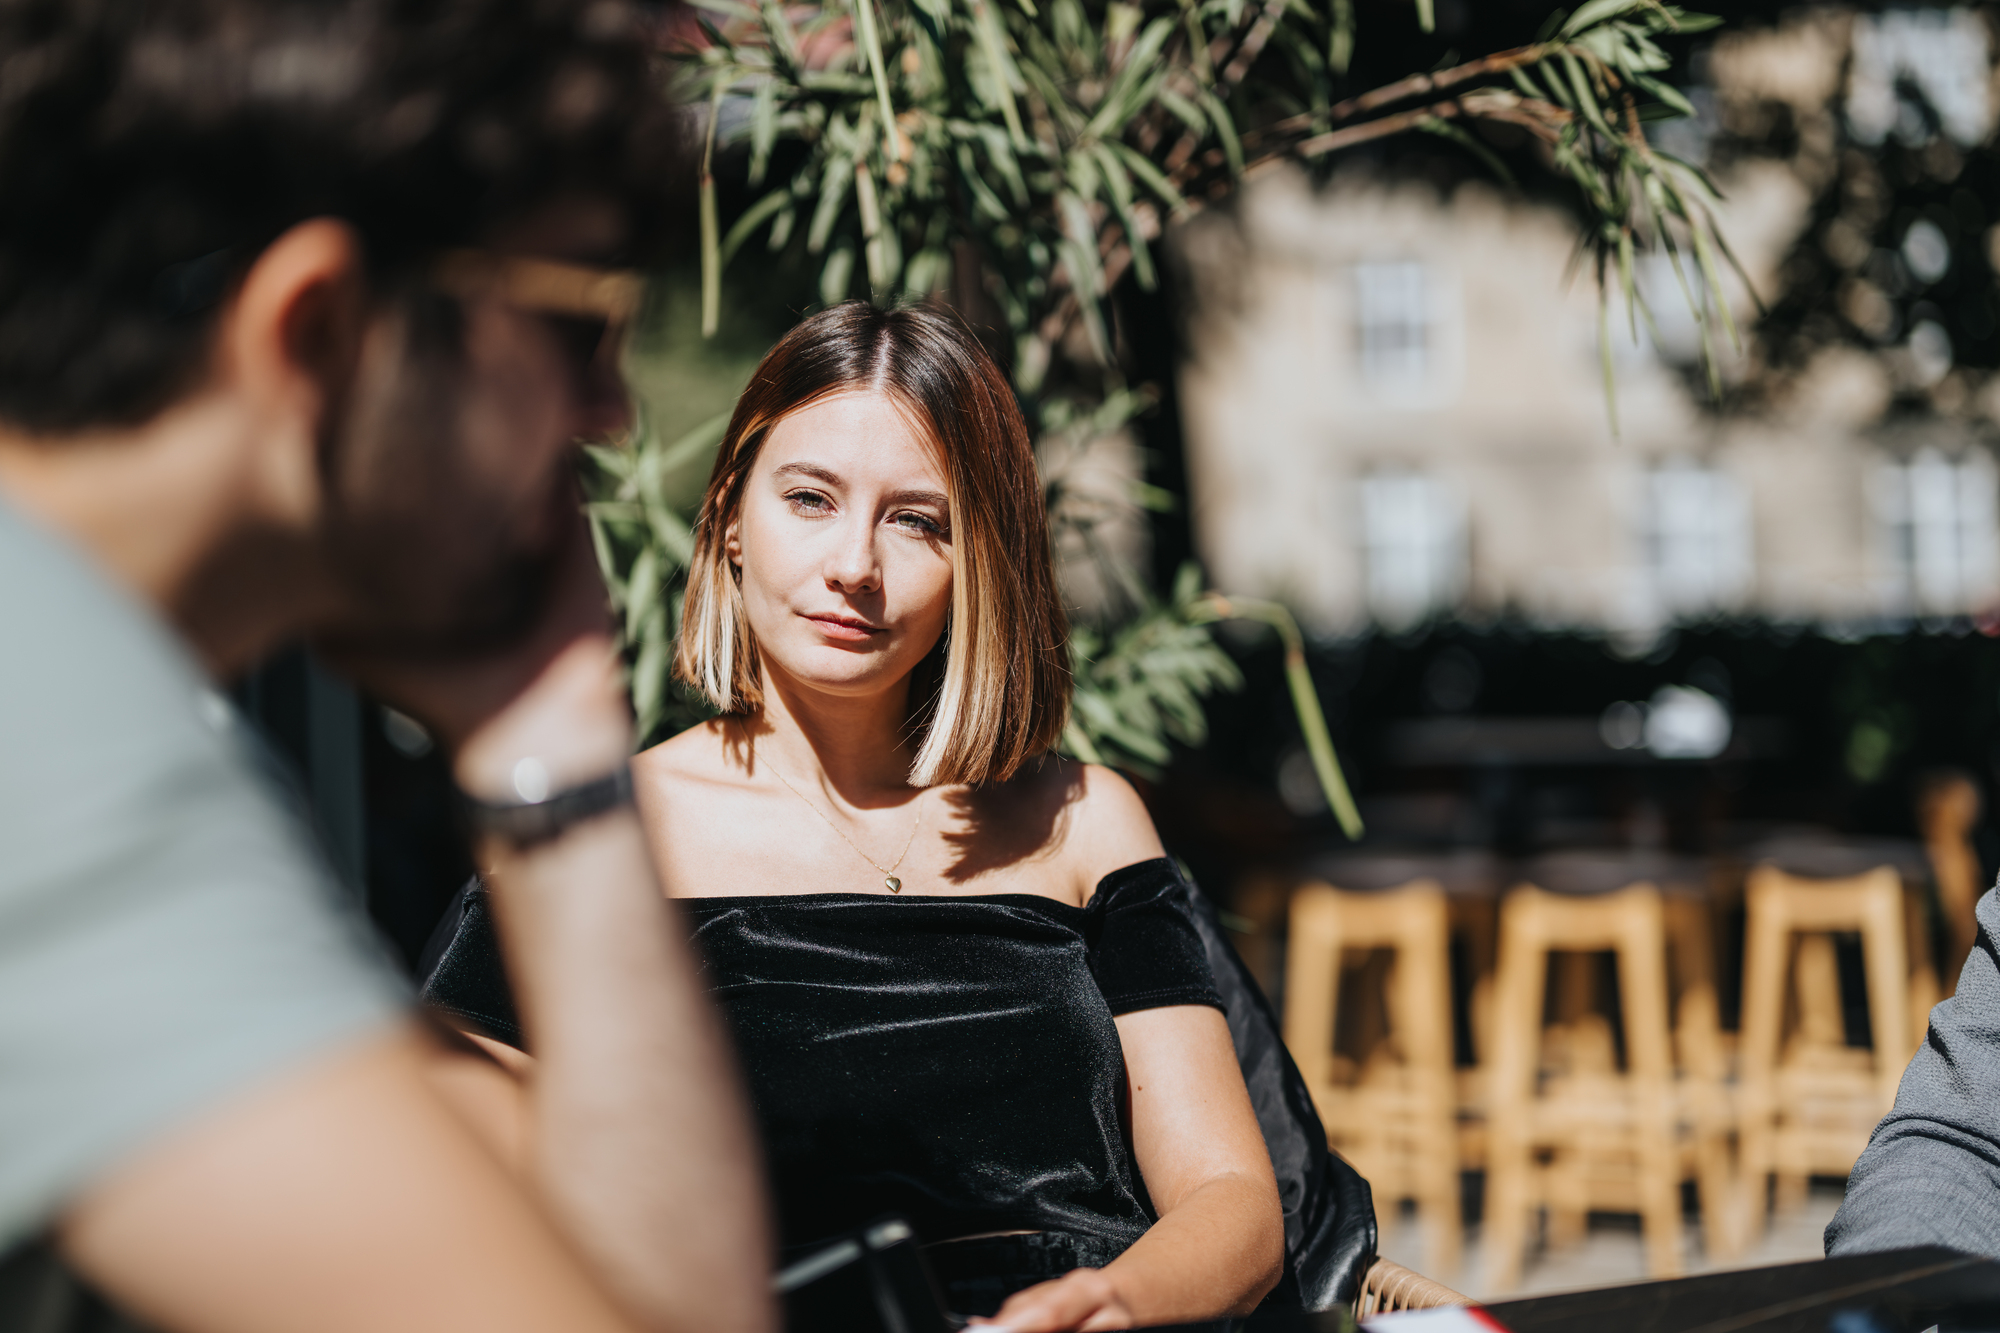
(1827, 878, 2000, 1257)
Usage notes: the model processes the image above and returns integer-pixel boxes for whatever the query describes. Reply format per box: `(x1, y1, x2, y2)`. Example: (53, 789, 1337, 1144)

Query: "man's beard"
(320, 505, 567, 659)
(313, 323, 577, 661)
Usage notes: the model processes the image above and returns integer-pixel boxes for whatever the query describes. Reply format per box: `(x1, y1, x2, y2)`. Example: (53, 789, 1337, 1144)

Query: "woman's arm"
(978, 1003, 1284, 1331)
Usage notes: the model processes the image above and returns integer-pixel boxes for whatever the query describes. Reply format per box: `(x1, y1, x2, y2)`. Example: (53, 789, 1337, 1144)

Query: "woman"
(633, 301, 1281, 1330)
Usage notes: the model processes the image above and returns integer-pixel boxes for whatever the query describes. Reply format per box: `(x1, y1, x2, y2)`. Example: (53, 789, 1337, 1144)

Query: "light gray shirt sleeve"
(0, 501, 405, 1248)
(1826, 877, 2000, 1257)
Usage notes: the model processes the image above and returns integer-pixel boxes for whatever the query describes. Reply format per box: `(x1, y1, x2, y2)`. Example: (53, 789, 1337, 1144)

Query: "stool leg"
(1905, 884, 1940, 1057)
(1861, 875, 1913, 1111)
(1482, 894, 1546, 1294)
(1668, 897, 1735, 1261)
(1736, 877, 1788, 1244)
(1397, 894, 1462, 1278)
(1542, 1144, 1587, 1251)
(1453, 899, 1498, 1069)
(1282, 888, 1344, 1126)
(1792, 933, 1845, 1054)
(1618, 893, 1685, 1279)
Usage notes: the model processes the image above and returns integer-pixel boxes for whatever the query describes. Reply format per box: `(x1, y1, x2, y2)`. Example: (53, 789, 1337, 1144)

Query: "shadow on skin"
(724, 712, 1089, 890)
(933, 756, 1086, 886)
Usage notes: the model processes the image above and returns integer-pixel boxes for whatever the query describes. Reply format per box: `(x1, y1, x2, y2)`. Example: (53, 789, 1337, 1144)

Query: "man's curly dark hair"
(0, 0, 684, 432)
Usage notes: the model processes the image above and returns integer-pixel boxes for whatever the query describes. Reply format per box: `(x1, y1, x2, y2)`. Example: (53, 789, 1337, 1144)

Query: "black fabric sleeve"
(418, 878, 526, 1051)
(1086, 859, 1225, 1015)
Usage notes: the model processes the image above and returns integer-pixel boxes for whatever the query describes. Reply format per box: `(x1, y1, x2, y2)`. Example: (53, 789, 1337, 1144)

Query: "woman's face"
(727, 389, 954, 703)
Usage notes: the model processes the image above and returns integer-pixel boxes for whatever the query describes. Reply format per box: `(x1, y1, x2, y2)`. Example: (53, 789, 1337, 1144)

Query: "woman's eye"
(892, 511, 944, 536)
(785, 490, 831, 513)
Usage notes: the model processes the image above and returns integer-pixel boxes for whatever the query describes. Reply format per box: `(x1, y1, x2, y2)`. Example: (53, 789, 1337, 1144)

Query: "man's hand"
(328, 495, 621, 771)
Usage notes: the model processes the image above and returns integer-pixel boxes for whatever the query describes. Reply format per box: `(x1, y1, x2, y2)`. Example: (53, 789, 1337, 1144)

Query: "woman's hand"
(973, 1268, 1135, 1332)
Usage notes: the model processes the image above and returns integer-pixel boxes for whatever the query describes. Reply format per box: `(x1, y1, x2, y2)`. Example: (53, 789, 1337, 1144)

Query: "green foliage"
(1063, 564, 1244, 773)
(602, 0, 1737, 824)
(586, 408, 728, 744)
(684, 0, 1732, 420)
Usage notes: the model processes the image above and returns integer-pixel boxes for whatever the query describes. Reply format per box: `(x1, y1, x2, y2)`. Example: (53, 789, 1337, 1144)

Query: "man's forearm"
(483, 809, 776, 1333)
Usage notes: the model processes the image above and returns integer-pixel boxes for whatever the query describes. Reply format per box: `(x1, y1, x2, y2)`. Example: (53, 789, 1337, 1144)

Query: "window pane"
(1354, 261, 1430, 395)
(1361, 471, 1465, 627)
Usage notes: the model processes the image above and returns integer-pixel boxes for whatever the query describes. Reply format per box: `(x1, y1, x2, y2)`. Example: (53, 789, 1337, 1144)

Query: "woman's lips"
(803, 613, 883, 642)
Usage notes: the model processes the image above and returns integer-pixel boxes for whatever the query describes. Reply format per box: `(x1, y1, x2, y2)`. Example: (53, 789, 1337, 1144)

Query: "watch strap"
(462, 764, 634, 849)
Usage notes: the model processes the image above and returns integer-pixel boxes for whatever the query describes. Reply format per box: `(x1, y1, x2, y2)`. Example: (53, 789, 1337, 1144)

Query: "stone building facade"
(1172, 6, 2000, 642)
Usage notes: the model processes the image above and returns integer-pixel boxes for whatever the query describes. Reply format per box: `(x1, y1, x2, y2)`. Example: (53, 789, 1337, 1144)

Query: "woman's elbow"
(1229, 1173, 1288, 1314)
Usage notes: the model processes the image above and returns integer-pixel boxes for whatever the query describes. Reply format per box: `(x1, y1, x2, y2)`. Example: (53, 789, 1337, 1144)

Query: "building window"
(1642, 460, 1752, 615)
(1354, 261, 1432, 397)
(1872, 448, 2000, 613)
(1361, 470, 1466, 628)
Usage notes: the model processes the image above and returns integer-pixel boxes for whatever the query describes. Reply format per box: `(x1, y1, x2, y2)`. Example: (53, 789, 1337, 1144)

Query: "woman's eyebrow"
(772, 461, 841, 486)
(774, 462, 947, 511)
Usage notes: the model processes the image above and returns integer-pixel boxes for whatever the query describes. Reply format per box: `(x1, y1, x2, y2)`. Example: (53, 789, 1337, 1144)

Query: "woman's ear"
(723, 512, 742, 566)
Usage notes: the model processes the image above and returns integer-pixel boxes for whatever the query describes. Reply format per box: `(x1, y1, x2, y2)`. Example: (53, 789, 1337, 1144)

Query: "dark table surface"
(1231, 1248, 2000, 1333)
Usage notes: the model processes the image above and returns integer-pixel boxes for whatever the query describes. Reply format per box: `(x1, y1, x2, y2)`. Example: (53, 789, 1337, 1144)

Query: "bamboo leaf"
(1286, 646, 1362, 839)
(1561, 52, 1612, 135)
(1419, 117, 1516, 187)
(699, 172, 720, 337)
(1083, 17, 1175, 140)
(1633, 73, 1694, 117)
(1109, 140, 1186, 213)
(749, 79, 778, 185)
(1597, 287, 1619, 436)
(851, 0, 901, 161)
(1688, 220, 1740, 350)
(820, 240, 856, 305)
(1562, 0, 1642, 36)
(1616, 226, 1637, 341)
(971, 0, 1029, 148)
(1195, 85, 1244, 176)
(720, 187, 794, 266)
(760, 0, 803, 74)
(1330, 0, 1354, 72)
(806, 153, 855, 252)
(1091, 144, 1155, 289)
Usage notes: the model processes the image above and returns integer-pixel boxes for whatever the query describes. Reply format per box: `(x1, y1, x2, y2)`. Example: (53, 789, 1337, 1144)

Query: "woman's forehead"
(761, 389, 946, 486)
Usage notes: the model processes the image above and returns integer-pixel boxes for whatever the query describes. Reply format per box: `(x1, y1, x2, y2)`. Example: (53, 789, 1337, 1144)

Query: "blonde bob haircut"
(674, 300, 1070, 788)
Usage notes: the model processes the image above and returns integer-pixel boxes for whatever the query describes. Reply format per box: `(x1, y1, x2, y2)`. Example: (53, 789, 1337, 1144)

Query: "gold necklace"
(766, 761, 928, 893)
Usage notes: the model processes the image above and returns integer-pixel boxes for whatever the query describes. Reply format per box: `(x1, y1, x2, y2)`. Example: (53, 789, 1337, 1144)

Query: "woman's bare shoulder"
(632, 718, 741, 787)
(1062, 762, 1166, 877)
(980, 758, 1164, 896)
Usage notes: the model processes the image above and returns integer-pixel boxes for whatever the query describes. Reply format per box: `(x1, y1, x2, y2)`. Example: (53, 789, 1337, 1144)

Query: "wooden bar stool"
(1298, 851, 1502, 1185)
(1919, 773, 1985, 982)
(1481, 854, 1727, 1293)
(1735, 860, 1924, 1236)
(1284, 876, 1462, 1278)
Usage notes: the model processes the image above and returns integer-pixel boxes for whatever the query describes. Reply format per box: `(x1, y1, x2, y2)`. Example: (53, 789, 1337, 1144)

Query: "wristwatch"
(461, 764, 635, 850)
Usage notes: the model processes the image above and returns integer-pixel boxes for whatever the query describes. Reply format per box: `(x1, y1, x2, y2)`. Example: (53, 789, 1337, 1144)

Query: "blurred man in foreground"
(0, 3, 772, 1331)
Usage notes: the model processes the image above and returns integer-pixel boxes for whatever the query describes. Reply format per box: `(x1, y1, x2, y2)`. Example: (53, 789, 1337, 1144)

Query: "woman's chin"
(765, 649, 913, 699)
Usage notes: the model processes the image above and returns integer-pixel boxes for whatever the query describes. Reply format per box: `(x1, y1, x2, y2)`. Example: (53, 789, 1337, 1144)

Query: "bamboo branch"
(1238, 44, 1547, 154)
(1297, 98, 1463, 156)
(1216, 0, 1292, 91)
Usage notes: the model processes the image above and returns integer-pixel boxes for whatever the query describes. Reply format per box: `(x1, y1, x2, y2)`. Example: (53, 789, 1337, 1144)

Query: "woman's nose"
(823, 517, 881, 593)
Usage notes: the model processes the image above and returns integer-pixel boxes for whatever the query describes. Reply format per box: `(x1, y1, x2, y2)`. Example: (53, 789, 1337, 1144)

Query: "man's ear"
(215, 219, 370, 521)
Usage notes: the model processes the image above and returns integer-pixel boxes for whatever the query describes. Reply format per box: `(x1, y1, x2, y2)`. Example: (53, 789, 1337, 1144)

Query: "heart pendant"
(885, 876, 902, 893)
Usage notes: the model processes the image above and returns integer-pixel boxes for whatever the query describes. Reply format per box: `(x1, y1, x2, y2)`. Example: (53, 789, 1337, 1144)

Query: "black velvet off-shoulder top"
(420, 857, 1225, 1259)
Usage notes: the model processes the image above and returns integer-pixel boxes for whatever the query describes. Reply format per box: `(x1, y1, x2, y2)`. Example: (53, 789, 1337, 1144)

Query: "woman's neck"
(743, 667, 920, 805)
